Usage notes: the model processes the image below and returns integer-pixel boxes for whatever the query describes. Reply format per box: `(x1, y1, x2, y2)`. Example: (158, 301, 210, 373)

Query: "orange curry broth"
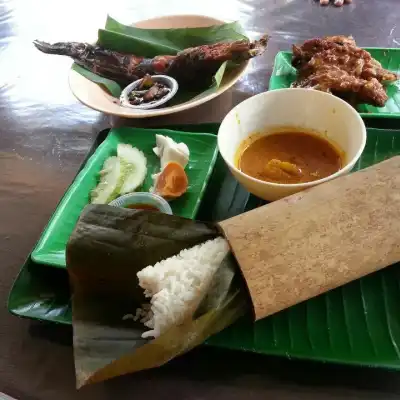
(236, 130, 343, 184)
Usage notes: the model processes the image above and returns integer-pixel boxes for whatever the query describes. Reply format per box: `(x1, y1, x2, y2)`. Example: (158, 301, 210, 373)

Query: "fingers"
(319, 0, 352, 5)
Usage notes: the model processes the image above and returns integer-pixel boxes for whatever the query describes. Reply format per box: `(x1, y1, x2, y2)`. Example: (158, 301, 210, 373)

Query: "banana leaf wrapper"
(72, 15, 247, 100)
(67, 204, 249, 388)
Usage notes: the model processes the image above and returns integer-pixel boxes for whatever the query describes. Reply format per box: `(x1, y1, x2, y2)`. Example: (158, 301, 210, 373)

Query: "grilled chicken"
(291, 36, 398, 107)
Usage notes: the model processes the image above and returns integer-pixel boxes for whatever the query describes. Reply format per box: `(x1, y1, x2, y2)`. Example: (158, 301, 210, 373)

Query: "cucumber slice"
(91, 157, 123, 204)
(99, 156, 118, 177)
(91, 145, 148, 204)
(117, 144, 148, 194)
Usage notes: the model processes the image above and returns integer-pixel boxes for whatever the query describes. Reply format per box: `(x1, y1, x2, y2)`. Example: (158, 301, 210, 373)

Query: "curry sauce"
(237, 131, 343, 184)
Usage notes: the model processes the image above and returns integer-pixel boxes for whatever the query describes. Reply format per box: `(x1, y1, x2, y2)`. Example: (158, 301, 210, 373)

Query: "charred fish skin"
(172, 35, 269, 63)
(33, 40, 93, 58)
(33, 40, 176, 85)
(166, 35, 269, 87)
(33, 35, 269, 87)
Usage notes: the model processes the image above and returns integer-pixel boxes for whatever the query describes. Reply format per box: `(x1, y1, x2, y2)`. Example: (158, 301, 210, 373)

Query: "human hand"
(319, 0, 352, 6)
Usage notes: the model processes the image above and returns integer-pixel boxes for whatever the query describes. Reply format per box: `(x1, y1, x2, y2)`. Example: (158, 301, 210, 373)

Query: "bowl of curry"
(218, 88, 366, 201)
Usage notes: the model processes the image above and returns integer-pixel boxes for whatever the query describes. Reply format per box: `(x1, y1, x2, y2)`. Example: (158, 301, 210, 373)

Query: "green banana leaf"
(102, 16, 246, 55)
(72, 15, 247, 101)
(72, 64, 122, 98)
(67, 204, 249, 388)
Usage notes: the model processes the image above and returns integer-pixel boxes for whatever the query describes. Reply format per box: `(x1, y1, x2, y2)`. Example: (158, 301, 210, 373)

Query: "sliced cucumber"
(99, 156, 118, 176)
(91, 157, 124, 204)
(117, 144, 148, 194)
(91, 145, 148, 204)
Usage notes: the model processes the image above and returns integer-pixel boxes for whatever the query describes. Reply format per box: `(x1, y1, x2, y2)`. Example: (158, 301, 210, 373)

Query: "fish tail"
(33, 40, 89, 58)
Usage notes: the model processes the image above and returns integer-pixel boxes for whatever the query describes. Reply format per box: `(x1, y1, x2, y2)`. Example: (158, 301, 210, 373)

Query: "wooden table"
(1, 0, 400, 398)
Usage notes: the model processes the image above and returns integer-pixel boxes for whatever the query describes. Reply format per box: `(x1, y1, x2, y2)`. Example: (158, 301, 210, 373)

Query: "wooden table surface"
(1, 0, 400, 398)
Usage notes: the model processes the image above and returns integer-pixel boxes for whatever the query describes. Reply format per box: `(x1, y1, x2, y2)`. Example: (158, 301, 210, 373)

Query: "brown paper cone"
(219, 156, 400, 321)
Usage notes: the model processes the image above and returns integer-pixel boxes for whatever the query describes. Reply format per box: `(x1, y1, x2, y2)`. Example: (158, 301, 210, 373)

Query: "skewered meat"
(33, 36, 268, 88)
(291, 36, 398, 107)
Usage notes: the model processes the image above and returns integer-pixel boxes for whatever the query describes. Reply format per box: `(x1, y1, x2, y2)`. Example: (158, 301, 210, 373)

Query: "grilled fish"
(33, 36, 268, 88)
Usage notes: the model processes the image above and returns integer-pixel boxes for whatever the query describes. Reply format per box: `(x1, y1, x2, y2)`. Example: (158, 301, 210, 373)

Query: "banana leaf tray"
(269, 49, 400, 119)
(8, 123, 400, 370)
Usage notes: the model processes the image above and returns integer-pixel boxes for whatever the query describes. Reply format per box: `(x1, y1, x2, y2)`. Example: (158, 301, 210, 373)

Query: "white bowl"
(218, 88, 367, 201)
(120, 75, 178, 110)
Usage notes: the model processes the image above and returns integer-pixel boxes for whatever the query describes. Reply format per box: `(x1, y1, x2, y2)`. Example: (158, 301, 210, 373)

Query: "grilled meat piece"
(293, 69, 389, 107)
(292, 36, 356, 68)
(33, 35, 268, 88)
(292, 36, 398, 107)
(166, 37, 268, 86)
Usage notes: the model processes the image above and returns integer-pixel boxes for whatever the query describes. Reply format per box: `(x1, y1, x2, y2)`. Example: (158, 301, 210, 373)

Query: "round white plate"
(68, 15, 249, 118)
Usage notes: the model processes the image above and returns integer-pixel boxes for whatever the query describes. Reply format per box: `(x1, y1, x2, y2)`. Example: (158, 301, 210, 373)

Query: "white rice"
(136, 237, 230, 339)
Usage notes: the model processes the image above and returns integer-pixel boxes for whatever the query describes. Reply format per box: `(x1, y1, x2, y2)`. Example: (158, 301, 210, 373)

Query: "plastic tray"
(8, 124, 400, 370)
(31, 127, 218, 268)
(269, 49, 400, 118)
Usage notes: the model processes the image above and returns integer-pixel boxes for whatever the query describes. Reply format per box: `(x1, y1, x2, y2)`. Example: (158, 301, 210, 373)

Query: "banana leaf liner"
(72, 15, 249, 101)
(67, 204, 250, 388)
(68, 156, 400, 388)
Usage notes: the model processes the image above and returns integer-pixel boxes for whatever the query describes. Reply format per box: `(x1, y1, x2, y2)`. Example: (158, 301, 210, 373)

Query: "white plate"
(68, 15, 249, 118)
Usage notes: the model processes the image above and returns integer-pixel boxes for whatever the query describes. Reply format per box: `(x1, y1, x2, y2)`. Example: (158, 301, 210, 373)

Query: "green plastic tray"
(31, 127, 218, 268)
(269, 48, 400, 118)
(8, 124, 400, 370)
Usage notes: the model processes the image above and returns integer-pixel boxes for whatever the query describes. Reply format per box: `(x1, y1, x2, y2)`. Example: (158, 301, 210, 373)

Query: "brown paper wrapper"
(219, 156, 400, 321)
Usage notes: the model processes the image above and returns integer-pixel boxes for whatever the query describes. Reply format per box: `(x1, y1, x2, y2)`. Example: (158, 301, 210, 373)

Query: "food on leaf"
(117, 144, 148, 194)
(151, 135, 190, 199)
(153, 134, 190, 169)
(33, 36, 268, 88)
(67, 204, 244, 387)
(153, 161, 188, 200)
(136, 236, 230, 338)
(291, 36, 398, 107)
(91, 156, 123, 204)
(90, 144, 147, 204)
